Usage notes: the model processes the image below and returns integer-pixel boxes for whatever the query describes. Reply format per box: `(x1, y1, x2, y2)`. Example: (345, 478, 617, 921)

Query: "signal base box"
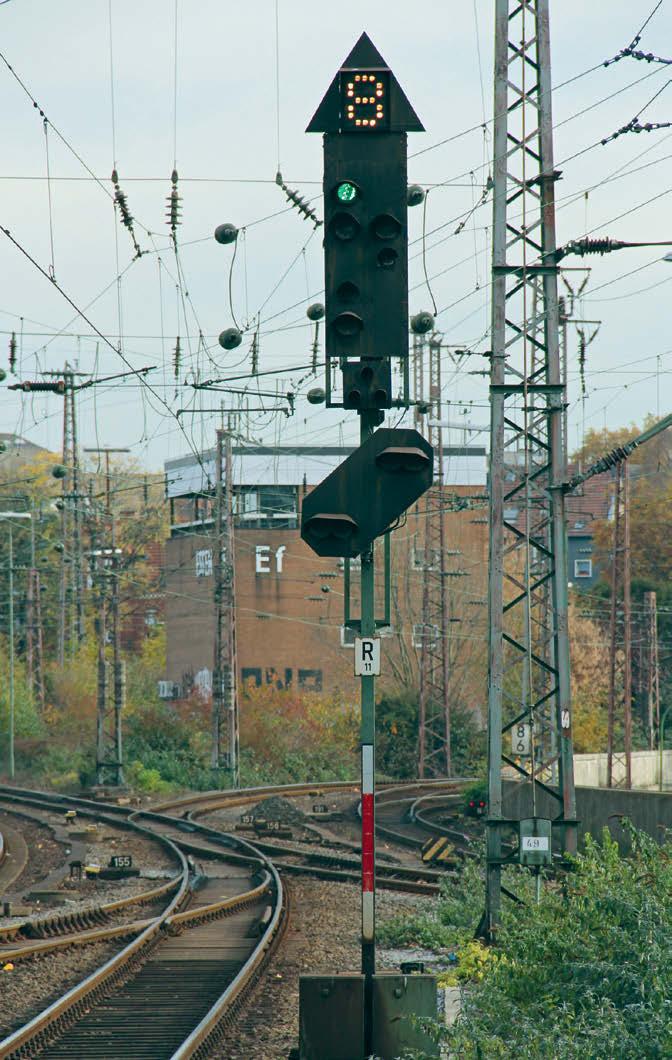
(299, 973, 439, 1059)
(299, 975, 364, 1060)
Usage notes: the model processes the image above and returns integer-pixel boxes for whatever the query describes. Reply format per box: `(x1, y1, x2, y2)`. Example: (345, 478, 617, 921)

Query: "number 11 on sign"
(354, 637, 381, 676)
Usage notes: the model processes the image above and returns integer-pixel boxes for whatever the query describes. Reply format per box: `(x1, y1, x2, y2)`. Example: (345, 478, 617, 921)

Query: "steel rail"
(0, 828, 190, 1059)
(0, 790, 286, 1060)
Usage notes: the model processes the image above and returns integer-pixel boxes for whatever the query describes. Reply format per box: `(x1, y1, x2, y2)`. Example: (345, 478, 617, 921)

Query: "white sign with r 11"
(354, 638, 381, 676)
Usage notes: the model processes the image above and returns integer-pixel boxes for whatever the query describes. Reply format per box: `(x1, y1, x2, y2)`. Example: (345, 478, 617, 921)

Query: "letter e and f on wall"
(255, 544, 286, 574)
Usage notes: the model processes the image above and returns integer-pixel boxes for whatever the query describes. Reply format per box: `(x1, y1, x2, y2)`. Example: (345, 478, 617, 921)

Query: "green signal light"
(336, 181, 358, 203)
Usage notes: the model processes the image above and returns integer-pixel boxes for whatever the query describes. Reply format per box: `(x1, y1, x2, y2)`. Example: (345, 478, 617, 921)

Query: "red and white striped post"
(358, 409, 378, 1055)
(361, 741, 375, 956)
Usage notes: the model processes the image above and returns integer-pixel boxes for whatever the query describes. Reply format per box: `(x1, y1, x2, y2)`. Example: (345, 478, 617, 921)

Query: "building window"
(412, 546, 440, 570)
(145, 609, 158, 627)
(412, 623, 440, 649)
(341, 626, 356, 648)
(574, 558, 592, 579)
(235, 485, 298, 529)
(195, 548, 213, 577)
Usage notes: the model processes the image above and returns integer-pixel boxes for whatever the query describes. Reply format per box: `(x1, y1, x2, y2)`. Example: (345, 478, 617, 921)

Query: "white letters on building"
(255, 545, 271, 573)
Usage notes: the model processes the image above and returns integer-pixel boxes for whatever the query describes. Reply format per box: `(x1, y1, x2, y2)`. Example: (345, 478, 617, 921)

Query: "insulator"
(9, 332, 17, 373)
(167, 170, 181, 231)
(563, 237, 625, 257)
(250, 330, 259, 376)
(277, 177, 322, 228)
(173, 337, 181, 380)
(13, 380, 66, 393)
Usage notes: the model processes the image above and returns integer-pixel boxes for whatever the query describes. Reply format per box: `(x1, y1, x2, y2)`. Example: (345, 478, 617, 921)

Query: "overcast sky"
(1, 1, 671, 474)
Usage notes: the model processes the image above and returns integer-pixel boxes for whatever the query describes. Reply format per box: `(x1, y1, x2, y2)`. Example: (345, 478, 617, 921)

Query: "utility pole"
(418, 333, 451, 777)
(0, 512, 31, 778)
(485, 0, 576, 940)
(41, 366, 88, 663)
(25, 511, 45, 713)
(84, 446, 130, 787)
(212, 424, 239, 787)
(607, 462, 632, 788)
(644, 590, 660, 752)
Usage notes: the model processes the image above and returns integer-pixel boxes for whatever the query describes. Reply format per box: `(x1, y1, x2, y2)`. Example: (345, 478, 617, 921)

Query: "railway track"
(0, 788, 285, 1060)
(0, 778, 473, 1058)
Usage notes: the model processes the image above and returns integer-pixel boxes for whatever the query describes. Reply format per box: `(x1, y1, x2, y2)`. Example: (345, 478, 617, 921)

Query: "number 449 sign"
(354, 638, 381, 677)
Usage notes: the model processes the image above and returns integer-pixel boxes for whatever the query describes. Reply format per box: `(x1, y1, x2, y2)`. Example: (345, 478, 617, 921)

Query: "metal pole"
(111, 514, 124, 786)
(359, 409, 376, 1058)
(622, 463, 632, 789)
(212, 428, 224, 771)
(660, 705, 671, 792)
(8, 524, 14, 779)
(224, 428, 240, 788)
(485, 0, 576, 937)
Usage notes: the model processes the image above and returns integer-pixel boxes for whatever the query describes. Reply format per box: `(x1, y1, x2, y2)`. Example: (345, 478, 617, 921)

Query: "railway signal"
(300, 427, 433, 558)
(299, 33, 437, 1060)
(308, 32, 423, 404)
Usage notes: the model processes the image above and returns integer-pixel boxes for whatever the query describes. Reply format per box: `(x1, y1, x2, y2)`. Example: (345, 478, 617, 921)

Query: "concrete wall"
(503, 779, 672, 851)
(573, 750, 672, 790)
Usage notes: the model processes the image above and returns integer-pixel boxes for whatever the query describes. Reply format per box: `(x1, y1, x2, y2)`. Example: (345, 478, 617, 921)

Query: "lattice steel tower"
(418, 335, 452, 777)
(56, 367, 85, 663)
(212, 426, 240, 787)
(607, 462, 632, 788)
(485, 0, 576, 936)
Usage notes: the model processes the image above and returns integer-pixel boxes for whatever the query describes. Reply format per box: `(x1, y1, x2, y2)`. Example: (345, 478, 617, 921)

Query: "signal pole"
(485, 0, 576, 939)
(212, 424, 239, 787)
(302, 33, 433, 1059)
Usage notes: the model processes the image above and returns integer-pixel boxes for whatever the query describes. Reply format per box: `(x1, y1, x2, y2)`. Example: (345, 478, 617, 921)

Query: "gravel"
(250, 796, 307, 826)
(0, 810, 65, 892)
(0, 941, 121, 1039)
(214, 878, 430, 1060)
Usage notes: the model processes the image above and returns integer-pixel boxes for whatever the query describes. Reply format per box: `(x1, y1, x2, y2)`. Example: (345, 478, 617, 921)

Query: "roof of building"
(165, 443, 487, 499)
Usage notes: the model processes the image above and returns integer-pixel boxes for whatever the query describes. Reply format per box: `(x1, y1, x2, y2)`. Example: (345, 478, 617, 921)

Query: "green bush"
(409, 825, 672, 1059)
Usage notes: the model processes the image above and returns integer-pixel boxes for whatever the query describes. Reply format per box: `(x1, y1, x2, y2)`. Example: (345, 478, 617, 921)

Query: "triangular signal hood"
(306, 32, 424, 133)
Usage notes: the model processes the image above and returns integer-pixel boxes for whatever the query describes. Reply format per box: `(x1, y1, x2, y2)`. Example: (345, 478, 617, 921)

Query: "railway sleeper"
(23, 907, 110, 939)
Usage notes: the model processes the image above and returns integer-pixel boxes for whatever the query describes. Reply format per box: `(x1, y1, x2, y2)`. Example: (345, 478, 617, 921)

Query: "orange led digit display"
(340, 71, 389, 130)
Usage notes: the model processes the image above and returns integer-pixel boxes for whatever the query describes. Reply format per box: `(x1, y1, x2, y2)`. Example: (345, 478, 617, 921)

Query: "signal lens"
(336, 181, 358, 204)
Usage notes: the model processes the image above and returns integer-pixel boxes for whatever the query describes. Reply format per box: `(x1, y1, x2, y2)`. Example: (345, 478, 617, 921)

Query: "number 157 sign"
(354, 638, 381, 676)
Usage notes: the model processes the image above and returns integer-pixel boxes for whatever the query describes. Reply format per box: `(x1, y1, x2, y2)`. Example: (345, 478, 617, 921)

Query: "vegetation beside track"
(384, 825, 672, 1059)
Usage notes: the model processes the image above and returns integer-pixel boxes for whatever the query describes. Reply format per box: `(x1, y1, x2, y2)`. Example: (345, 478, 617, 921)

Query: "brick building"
(162, 444, 489, 712)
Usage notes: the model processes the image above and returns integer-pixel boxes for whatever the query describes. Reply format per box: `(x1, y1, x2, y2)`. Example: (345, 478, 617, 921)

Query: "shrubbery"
(383, 826, 672, 1059)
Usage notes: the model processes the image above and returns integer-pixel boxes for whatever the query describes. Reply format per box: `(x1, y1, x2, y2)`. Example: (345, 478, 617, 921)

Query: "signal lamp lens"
(469, 801, 475, 808)
(377, 248, 398, 269)
(333, 311, 363, 337)
(330, 212, 360, 241)
(372, 213, 402, 240)
(337, 280, 359, 302)
(336, 181, 358, 204)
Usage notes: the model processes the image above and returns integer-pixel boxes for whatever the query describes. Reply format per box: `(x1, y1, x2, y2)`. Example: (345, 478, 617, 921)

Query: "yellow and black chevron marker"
(421, 836, 454, 863)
